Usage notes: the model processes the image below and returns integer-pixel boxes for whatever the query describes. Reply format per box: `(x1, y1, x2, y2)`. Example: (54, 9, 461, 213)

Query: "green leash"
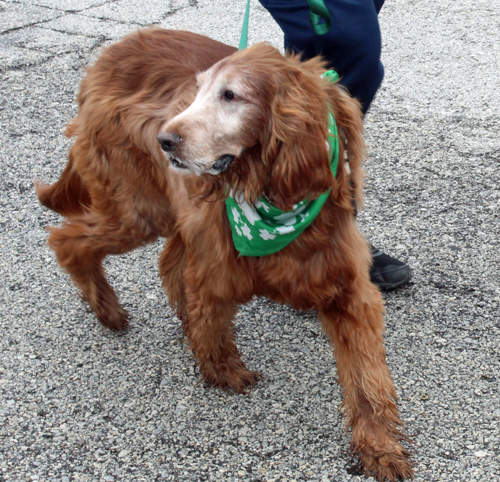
(239, 0, 251, 50)
(307, 0, 332, 35)
(228, 0, 338, 257)
(239, 0, 331, 49)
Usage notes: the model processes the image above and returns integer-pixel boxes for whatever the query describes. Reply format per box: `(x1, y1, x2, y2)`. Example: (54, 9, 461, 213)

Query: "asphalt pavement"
(1, 0, 499, 481)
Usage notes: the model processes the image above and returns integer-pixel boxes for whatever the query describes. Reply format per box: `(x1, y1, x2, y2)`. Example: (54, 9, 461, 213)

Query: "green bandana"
(225, 70, 340, 257)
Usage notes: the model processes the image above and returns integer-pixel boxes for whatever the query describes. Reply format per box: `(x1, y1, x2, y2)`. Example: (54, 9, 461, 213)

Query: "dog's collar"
(226, 70, 339, 257)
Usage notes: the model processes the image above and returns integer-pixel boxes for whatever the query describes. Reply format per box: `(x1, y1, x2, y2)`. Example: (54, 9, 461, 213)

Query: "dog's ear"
(262, 68, 335, 211)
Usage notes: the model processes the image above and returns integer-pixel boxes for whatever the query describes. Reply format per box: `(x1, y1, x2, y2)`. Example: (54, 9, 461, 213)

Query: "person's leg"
(259, 0, 384, 114)
(373, 0, 385, 14)
(259, 0, 411, 290)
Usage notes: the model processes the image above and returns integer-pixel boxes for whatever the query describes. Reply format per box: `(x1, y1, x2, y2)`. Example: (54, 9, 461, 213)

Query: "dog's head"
(157, 43, 362, 211)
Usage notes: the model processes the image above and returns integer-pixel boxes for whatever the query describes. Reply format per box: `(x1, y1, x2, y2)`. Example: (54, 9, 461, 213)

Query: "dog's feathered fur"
(36, 29, 413, 480)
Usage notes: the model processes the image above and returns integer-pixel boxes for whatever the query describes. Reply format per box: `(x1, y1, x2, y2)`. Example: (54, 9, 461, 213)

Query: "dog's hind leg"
(48, 212, 157, 330)
(319, 280, 413, 481)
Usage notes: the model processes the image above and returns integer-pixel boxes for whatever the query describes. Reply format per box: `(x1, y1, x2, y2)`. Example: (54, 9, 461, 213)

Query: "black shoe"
(370, 246, 411, 291)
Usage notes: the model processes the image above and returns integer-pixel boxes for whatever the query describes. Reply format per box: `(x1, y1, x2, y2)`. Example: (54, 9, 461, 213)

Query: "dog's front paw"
(357, 444, 413, 481)
(79, 290, 129, 331)
(201, 359, 261, 393)
(96, 306, 129, 331)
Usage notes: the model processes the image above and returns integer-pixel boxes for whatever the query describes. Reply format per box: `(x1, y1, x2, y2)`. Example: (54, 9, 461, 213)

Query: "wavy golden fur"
(36, 29, 412, 481)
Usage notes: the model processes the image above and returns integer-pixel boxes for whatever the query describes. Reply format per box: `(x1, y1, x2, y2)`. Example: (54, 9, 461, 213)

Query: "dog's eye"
(224, 90, 235, 101)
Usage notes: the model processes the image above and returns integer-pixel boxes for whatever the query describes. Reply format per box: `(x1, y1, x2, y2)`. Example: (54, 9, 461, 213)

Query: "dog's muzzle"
(211, 155, 235, 172)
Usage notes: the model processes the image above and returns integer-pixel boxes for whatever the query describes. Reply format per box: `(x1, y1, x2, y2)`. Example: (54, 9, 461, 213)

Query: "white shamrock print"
(276, 225, 296, 234)
(238, 200, 262, 226)
(241, 223, 253, 240)
(255, 199, 270, 213)
(259, 229, 276, 240)
(232, 207, 240, 224)
(299, 211, 310, 222)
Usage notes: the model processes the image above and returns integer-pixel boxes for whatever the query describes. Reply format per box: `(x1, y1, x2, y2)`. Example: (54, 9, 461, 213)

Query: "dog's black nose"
(157, 132, 181, 152)
(212, 155, 235, 172)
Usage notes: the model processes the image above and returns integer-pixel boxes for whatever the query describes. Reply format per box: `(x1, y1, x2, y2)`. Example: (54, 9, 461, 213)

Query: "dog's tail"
(35, 149, 91, 216)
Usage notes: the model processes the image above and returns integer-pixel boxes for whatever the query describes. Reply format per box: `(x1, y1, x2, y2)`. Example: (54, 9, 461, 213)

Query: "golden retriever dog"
(36, 29, 413, 480)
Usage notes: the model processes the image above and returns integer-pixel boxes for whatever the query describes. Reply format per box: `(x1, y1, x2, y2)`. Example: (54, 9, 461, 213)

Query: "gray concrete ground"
(1, 0, 499, 480)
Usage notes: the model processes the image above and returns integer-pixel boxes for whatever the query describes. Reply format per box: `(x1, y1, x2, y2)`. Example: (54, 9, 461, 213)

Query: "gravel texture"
(1, 0, 499, 481)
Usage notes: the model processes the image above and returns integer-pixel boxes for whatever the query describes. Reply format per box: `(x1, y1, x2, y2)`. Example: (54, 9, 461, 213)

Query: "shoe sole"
(375, 269, 412, 291)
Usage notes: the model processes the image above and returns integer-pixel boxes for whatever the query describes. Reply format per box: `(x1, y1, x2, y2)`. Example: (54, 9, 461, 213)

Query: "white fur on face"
(159, 62, 260, 176)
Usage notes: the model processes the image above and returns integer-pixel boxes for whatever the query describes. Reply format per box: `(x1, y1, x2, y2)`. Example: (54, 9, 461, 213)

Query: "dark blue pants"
(258, 0, 385, 113)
